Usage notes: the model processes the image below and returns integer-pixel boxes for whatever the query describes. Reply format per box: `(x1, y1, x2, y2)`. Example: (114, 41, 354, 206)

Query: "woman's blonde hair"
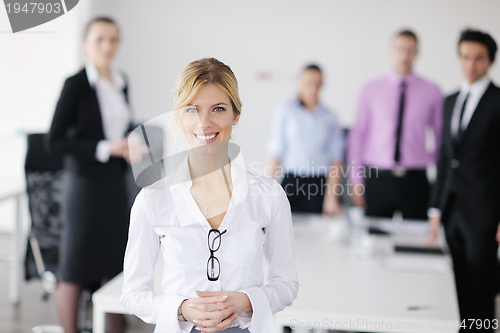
(168, 58, 242, 139)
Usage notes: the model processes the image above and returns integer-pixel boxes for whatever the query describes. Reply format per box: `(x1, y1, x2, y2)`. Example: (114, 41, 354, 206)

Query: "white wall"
(0, 0, 92, 135)
(1, 0, 499, 232)
(0, 1, 92, 232)
(90, 0, 500, 174)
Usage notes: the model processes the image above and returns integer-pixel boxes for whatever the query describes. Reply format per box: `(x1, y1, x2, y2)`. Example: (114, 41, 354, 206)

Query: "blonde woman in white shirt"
(120, 58, 299, 333)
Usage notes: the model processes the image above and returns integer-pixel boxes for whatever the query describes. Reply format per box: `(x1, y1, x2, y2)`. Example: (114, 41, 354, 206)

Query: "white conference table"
(92, 213, 459, 333)
(274, 213, 459, 333)
(1, 135, 28, 305)
(1, 177, 26, 305)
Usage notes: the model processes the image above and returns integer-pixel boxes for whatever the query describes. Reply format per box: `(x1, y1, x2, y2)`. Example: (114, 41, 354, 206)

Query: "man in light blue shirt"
(267, 64, 344, 215)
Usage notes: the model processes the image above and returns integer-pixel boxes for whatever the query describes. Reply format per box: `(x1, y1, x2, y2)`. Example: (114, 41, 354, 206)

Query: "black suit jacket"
(430, 81, 500, 232)
(45, 67, 135, 177)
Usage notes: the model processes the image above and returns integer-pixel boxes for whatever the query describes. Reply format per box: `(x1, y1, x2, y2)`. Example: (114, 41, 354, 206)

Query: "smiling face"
(82, 22, 120, 68)
(459, 41, 492, 84)
(179, 83, 239, 152)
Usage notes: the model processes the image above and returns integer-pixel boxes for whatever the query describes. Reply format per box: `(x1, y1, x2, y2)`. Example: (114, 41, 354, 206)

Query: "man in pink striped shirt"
(347, 29, 444, 220)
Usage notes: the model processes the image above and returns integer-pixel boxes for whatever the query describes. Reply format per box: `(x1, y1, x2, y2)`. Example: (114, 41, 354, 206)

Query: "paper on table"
(379, 256, 452, 274)
(373, 220, 431, 236)
(307, 215, 345, 231)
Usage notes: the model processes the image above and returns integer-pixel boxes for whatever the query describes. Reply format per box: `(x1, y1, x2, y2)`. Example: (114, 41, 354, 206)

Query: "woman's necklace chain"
(190, 186, 226, 217)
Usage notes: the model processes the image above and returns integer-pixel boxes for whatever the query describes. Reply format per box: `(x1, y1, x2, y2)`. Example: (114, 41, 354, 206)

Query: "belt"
(375, 166, 426, 178)
(392, 165, 406, 177)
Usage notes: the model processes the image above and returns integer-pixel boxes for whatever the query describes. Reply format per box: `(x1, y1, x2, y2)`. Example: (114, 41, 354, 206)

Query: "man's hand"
(350, 183, 367, 210)
(322, 195, 342, 216)
(425, 215, 441, 247)
(496, 222, 500, 244)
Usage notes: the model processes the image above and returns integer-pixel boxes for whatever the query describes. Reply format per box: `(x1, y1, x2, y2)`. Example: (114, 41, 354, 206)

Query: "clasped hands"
(180, 290, 252, 333)
(109, 136, 149, 164)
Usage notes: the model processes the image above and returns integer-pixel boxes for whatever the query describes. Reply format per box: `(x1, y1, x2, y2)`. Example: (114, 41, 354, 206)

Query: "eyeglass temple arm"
(210, 229, 228, 249)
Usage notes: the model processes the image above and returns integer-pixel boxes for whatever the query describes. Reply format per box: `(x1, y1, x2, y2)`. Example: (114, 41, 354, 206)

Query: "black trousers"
(364, 168, 429, 220)
(443, 194, 498, 331)
(280, 173, 327, 213)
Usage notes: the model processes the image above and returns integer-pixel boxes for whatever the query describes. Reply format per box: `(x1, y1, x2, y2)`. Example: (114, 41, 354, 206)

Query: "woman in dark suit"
(45, 16, 133, 333)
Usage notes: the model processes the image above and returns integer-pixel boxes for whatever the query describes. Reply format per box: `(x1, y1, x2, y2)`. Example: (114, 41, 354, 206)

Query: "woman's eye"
(186, 108, 198, 113)
(214, 107, 225, 112)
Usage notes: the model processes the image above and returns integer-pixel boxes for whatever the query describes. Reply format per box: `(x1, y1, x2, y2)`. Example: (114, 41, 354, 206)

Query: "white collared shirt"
(451, 75, 491, 137)
(119, 150, 299, 333)
(85, 61, 131, 162)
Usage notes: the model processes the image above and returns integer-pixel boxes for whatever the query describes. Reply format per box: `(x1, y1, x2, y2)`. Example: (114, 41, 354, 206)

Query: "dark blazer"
(45, 67, 135, 177)
(430, 81, 500, 232)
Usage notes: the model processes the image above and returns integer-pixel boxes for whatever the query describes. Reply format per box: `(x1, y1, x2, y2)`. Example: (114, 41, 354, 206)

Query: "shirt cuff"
(427, 208, 441, 218)
(235, 311, 252, 329)
(237, 287, 276, 333)
(155, 294, 193, 333)
(95, 140, 110, 163)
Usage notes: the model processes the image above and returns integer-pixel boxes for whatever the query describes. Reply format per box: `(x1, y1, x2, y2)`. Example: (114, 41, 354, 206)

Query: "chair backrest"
(24, 134, 65, 281)
(25, 134, 64, 246)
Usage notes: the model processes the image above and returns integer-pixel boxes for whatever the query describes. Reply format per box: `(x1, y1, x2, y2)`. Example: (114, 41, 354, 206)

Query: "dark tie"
(394, 80, 406, 163)
(457, 92, 469, 139)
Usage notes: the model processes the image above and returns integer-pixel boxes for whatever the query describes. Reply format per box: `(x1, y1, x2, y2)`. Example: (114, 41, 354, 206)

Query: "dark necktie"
(457, 92, 469, 139)
(394, 80, 406, 163)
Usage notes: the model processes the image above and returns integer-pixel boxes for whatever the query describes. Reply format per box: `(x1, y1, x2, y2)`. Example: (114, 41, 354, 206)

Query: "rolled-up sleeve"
(120, 190, 189, 333)
(237, 182, 299, 332)
(347, 85, 371, 184)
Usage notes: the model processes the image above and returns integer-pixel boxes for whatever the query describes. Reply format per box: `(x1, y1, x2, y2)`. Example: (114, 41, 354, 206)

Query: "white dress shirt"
(85, 61, 131, 163)
(451, 75, 491, 137)
(119, 150, 299, 333)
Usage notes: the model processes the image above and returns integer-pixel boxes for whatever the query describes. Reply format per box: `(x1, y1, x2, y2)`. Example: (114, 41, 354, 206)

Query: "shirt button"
(451, 159, 460, 169)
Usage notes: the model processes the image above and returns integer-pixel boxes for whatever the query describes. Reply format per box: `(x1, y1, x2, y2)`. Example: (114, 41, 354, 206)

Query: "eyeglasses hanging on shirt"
(207, 228, 227, 281)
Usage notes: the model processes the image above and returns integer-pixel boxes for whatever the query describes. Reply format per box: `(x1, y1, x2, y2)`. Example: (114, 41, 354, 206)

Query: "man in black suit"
(428, 29, 500, 330)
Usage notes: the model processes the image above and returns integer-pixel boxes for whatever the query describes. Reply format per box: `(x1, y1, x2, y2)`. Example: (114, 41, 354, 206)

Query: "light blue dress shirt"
(267, 100, 344, 177)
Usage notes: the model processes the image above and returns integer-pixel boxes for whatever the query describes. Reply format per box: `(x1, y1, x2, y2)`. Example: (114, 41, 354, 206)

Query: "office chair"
(24, 133, 63, 298)
(24, 133, 94, 332)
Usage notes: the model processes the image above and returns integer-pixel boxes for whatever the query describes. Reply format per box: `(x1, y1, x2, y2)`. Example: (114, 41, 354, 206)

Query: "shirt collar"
(295, 98, 325, 114)
(167, 145, 248, 228)
(85, 61, 126, 90)
(460, 74, 490, 96)
(388, 70, 416, 86)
